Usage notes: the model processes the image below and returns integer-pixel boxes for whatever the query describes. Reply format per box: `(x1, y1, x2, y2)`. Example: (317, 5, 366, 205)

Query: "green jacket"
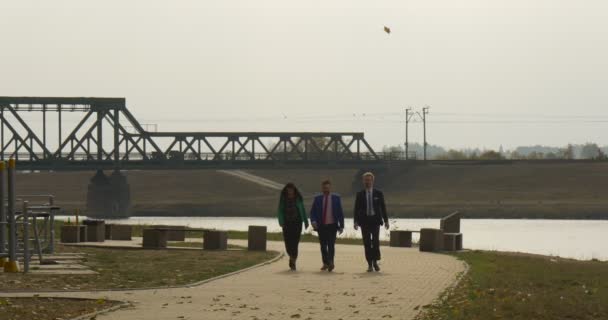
(277, 196, 309, 227)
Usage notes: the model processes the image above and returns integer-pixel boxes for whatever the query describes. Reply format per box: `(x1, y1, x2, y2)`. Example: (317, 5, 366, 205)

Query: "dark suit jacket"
(354, 189, 388, 227)
(310, 193, 345, 230)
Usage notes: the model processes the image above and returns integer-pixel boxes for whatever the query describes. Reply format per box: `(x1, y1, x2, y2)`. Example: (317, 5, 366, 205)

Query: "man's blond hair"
(362, 172, 375, 179)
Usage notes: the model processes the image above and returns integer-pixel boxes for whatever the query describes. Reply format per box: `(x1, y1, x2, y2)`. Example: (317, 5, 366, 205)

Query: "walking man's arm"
(379, 191, 389, 229)
(353, 191, 361, 230)
(336, 195, 345, 234)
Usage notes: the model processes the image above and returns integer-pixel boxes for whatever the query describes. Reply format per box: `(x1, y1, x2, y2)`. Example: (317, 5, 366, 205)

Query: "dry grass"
(0, 244, 278, 292)
(417, 251, 608, 320)
(0, 297, 120, 320)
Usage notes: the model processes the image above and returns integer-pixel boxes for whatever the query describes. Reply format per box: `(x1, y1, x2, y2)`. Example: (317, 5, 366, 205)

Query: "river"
(59, 216, 608, 261)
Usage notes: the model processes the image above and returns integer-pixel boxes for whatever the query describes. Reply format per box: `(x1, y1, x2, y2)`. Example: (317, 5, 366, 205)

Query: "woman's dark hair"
(281, 182, 303, 201)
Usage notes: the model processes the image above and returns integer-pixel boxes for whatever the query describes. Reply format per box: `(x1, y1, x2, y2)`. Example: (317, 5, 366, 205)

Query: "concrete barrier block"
(390, 230, 413, 247)
(154, 225, 186, 241)
(419, 228, 444, 252)
(248, 226, 267, 251)
(142, 228, 168, 249)
(454, 233, 463, 250)
(204, 230, 228, 250)
(443, 233, 459, 251)
(83, 220, 105, 242)
(105, 224, 132, 240)
(78, 225, 87, 243)
(60, 225, 81, 243)
(440, 211, 461, 233)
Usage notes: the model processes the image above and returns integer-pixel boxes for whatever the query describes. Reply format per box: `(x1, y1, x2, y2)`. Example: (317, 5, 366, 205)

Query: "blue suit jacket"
(310, 193, 345, 229)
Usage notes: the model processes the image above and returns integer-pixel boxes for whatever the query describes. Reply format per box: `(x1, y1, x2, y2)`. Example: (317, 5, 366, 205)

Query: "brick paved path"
(1, 240, 466, 320)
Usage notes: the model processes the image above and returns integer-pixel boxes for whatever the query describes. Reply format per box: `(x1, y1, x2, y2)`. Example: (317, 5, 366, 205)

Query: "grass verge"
(417, 251, 608, 320)
(0, 244, 278, 292)
(0, 297, 120, 320)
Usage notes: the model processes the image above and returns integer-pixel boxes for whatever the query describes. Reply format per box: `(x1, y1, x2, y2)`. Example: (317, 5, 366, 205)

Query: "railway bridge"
(0, 96, 402, 217)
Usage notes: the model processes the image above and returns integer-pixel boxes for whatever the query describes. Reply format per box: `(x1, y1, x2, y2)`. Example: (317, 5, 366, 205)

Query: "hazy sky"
(1, 0, 607, 150)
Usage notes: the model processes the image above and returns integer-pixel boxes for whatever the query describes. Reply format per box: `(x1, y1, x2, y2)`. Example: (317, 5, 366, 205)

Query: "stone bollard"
(105, 224, 133, 240)
(248, 226, 267, 251)
(60, 225, 81, 243)
(142, 228, 168, 249)
(389, 230, 413, 247)
(419, 228, 444, 252)
(83, 220, 105, 242)
(204, 230, 228, 250)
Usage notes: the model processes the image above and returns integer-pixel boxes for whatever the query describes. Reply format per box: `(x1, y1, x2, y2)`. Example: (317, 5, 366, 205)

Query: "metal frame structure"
(0, 96, 383, 170)
(1, 159, 58, 273)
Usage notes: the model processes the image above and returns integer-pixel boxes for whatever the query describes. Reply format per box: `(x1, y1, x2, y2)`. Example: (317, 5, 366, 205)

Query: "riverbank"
(57, 217, 607, 261)
(417, 251, 608, 320)
(15, 162, 608, 219)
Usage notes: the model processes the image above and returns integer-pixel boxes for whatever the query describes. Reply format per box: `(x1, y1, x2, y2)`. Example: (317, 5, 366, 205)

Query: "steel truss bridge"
(0, 97, 394, 170)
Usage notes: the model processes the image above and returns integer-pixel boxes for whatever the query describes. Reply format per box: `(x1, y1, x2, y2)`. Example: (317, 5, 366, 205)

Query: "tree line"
(382, 143, 608, 160)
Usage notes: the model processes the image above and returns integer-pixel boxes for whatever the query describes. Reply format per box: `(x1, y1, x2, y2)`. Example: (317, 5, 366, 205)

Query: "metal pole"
(42, 104, 46, 159)
(58, 105, 62, 157)
(97, 111, 103, 161)
(48, 208, 56, 254)
(0, 161, 5, 263)
(114, 109, 119, 166)
(423, 106, 429, 161)
(1, 107, 4, 161)
(22, 200, 29, 273)
(46, 194, 55, 253)
(405, 108, 411, 160)
(4, 158, 19, 272)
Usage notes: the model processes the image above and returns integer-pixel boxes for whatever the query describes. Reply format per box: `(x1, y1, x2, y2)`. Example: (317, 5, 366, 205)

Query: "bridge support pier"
(86, 170, 131, 218)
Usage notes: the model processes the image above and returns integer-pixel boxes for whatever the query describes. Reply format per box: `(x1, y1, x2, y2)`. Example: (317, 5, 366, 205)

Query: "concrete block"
(83, 220, 105, 242)
(60, 225, 81, 243)
(142, 229, 168, 249)
(454, 233, 464, 250)
(105, 224, 132, 240)
(78, 225, 87, 243)
(154, 225, 186, 241)
(248, 226, 267, 251)
(419, 228, 444, 252)
(204, 230, 228, 250)
(440, 211, 461, 233)
(390, 230, 413, 247)
(443, 233, 462, 251)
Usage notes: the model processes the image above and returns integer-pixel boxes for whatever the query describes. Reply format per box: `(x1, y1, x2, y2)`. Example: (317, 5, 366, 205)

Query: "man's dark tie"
(367, 191, 372, 216)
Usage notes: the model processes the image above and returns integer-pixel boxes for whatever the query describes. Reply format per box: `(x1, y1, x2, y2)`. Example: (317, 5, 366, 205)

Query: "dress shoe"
(373, 260, 380, 272)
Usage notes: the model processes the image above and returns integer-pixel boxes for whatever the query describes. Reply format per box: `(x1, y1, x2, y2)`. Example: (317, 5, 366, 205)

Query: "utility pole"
(404, 107, 413, 160)
(422, 106, 430, 161)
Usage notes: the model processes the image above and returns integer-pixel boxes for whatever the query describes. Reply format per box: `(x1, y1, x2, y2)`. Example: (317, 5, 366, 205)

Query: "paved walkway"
(1, 240, 466, 320)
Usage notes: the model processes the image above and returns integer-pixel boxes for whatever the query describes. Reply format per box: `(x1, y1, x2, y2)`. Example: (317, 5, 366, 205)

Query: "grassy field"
(417, 251, 608, 320)
(0, 297, 120, 320)
(15, 162, 608, 218)
(0, 244, 277, 291)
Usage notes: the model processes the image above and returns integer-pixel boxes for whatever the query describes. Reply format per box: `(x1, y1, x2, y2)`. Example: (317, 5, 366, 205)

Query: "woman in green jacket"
(277, 183, 309, 270)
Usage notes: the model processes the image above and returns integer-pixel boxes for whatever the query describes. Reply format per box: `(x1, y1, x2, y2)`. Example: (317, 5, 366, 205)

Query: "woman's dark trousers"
(282, 223, 302, 259)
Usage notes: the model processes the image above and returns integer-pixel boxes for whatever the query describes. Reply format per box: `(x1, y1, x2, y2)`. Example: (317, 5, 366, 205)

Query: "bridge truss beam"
(0, 97, 381, 170)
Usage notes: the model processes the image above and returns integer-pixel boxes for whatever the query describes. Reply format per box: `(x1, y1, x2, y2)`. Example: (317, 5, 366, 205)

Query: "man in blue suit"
(310, 180, 345, 272)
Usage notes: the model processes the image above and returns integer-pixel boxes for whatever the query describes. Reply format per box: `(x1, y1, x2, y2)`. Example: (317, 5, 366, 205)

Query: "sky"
(1, 0, 607, 150)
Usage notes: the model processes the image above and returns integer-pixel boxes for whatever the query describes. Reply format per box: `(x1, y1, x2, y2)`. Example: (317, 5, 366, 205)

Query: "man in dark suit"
(354, 172, 389, 272)
(310, 180, 345, 272)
